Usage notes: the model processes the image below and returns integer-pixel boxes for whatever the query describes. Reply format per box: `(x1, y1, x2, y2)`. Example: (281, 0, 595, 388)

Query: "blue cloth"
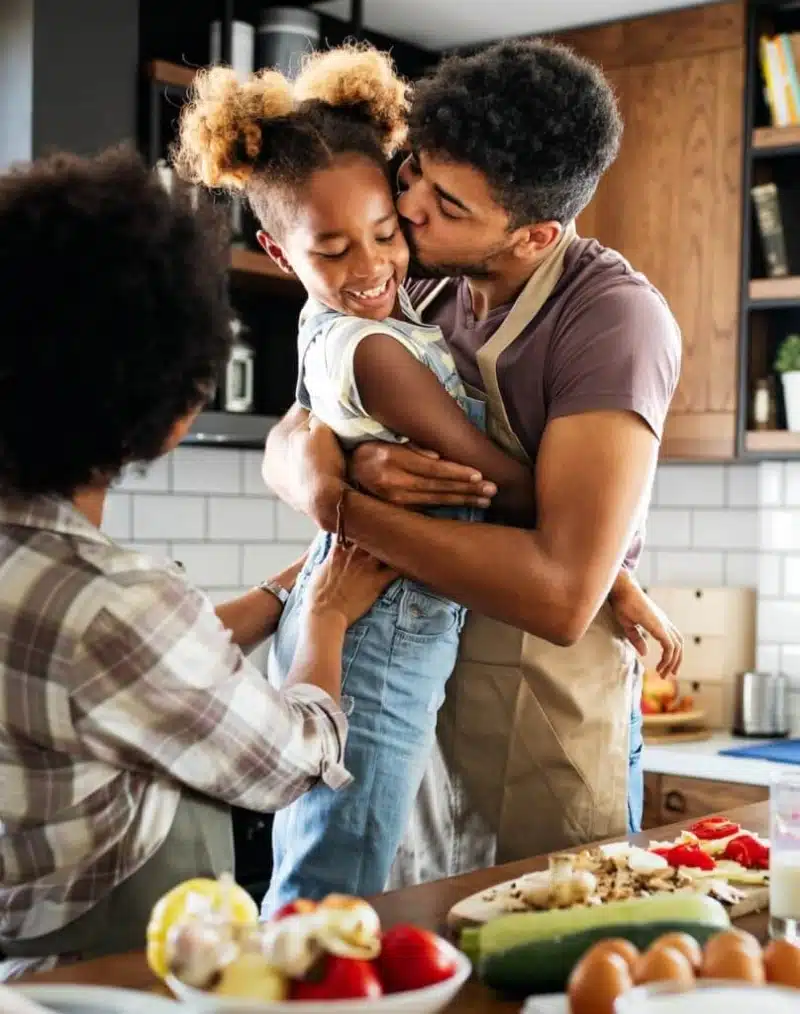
(719, 739, 800, 764)
(627, 703, 644, 833)
(262, 396, 486, 914)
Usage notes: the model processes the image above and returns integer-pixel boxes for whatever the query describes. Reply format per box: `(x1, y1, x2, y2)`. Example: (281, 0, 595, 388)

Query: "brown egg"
(701, 943, 765, 984)
(704, 928, 762, 958)
(649, 933, 703, 971)
(633, 946, 695, 987)
(568, 951, 633, 1014)
(764, 937, 800, 988)
(588, 938, 640, 969)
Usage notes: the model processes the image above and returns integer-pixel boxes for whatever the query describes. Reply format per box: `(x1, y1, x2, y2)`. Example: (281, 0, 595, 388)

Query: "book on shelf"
(751, 182, 800, 278)
(759, 33, 800, 127)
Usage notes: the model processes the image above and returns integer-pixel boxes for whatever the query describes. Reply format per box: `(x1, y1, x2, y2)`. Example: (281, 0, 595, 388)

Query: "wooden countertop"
(24, 802, 770, 1012)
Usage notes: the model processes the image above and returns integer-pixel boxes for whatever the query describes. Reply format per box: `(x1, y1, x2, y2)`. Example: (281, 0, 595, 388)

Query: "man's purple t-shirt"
(406, 236, 682, 569)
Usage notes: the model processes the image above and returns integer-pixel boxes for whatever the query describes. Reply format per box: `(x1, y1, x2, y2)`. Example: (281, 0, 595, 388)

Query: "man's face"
(396, 150, 516, 277)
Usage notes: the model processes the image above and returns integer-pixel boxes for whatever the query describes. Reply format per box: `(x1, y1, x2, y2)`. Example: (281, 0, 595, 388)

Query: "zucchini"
(478, 920, 723, 996)
(460, 893, 729, 963)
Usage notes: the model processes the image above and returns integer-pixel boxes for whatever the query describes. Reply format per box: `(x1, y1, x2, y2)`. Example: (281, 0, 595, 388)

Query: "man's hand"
(350, 442, 497, 508)
(263, 405, 347, 531)
(608, 569, 683, 676)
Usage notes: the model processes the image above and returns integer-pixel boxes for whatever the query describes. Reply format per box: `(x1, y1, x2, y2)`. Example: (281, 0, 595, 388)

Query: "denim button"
(409, 604, 423, 618)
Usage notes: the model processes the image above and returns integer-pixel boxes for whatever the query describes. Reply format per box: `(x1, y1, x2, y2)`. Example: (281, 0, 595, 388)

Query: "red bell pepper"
(722, 833, 770, 870)
(651, 843, 717, 871)
(689, 816, 741, 841)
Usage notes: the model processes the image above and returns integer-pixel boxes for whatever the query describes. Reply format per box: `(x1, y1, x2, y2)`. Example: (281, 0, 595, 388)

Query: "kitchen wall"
(105, 450, 800, 705)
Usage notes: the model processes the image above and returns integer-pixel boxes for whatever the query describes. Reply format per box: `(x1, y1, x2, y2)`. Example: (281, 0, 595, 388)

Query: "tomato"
(377, 925, 458, 994)
(651, 844, 716, 871)
(271, 899, 317, 921)
(291, 955, 383, 1000)
(689, 816, 741, 841)
(723, 833, 770, 870)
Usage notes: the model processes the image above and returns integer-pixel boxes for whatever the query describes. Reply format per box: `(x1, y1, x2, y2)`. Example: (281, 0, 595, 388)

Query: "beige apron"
(388, 225, 636, 887)
(0, 792, 233, 978)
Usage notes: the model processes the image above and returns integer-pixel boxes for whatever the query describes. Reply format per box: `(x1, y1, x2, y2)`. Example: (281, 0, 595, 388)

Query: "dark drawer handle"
(664, 790, 686, 814)
(693, 636, 702, 646)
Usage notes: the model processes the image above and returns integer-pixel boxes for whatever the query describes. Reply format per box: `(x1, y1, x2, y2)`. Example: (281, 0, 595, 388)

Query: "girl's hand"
(609, 570, 683, 677)
(306, 543, 397, 628)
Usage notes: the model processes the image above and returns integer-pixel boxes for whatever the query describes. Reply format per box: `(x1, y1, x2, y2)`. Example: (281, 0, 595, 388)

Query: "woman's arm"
(353, 334, 534, 514)
(215, 555, 306, 649)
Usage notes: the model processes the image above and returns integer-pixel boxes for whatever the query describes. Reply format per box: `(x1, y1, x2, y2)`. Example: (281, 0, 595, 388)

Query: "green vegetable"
(775, 334, 800, 373)
(460, 893, 729, 964)
(478, 920, 724, 995)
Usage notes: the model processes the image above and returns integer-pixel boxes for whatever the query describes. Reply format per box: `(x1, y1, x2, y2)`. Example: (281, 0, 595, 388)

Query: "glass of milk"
(770, 770, 800, 940)
(615, 982, 800, 1014)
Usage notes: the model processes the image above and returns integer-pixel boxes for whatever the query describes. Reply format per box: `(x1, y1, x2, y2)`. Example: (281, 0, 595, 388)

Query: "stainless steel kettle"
(732, 669, 790, 737)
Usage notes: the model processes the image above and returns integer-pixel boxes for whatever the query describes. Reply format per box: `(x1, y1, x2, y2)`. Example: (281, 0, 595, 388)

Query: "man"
(0, 145, 394, 973)
(263, 39, 682, 883)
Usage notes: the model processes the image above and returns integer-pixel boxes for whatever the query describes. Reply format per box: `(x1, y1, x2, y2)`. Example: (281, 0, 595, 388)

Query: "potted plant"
(775, 334, 800, 432)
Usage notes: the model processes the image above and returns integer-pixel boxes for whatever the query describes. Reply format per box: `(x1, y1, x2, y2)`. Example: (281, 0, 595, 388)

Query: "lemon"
(146, 877, 258, 980)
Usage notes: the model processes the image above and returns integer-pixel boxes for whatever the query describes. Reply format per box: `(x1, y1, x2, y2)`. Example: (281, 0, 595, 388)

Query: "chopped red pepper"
(650, 843, 717, 871)
(722, 833, 770, 870)
(689, 816, 741, 841)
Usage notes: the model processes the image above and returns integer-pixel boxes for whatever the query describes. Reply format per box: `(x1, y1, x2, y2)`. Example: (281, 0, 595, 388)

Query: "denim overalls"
(262, 296, 485, 913)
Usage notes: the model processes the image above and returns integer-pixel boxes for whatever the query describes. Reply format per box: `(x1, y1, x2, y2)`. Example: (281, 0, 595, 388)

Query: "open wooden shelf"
(749, 276, 800, 304)
(745, 430, 800, 454)
(229, 248, 302, 291)
(753, 125, 800, 153)
(147, 59, 197, 90)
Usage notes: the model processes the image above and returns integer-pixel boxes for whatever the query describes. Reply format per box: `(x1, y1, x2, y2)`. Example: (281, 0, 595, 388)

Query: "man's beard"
(403, 222, 499, 280)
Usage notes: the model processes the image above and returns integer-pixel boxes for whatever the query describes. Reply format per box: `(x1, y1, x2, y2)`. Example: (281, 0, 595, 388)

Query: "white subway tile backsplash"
(757, 643, 781, 673)
(102, 493, 132, 540)
(172, 543, 241, 588)
(654, 551, 725, 586)
(759, 462, 786, 507)
(208, 497, 275, 542)
(132, 495, 205, 540)
(242, 451, 266, 496)
(786, 463, 800, 507)
(781, 646, 800, 682)
(644, 509, 692, 548)
(656, 465, 726, 507)
(783, 556, 800, 598)
(692, 509, 758, 551)
(726, 465, 759, 507)
(759, 599, 800, 644)
(761, 510, 800, 551)
(758, 554, 783, 597)
(241, 543, 308, 586)
(636, 549, 655, 586)
(172, 447, 241, 494)
(117, 456, 171, 493)
(275, 502, 319, 542)
(205, 587, 250, 606)
(724, 552, 759, 588)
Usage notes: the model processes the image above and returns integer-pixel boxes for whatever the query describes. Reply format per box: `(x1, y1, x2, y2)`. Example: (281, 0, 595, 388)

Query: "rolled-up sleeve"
(69, 569, 352, 811)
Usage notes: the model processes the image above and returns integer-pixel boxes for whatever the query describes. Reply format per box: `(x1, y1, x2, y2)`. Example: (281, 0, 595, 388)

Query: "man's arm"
(324, 410, 657, 645)
(215, 554, 306, 649)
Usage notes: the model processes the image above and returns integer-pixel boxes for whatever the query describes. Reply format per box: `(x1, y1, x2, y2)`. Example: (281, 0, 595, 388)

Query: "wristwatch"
(258, 579, 290, 606)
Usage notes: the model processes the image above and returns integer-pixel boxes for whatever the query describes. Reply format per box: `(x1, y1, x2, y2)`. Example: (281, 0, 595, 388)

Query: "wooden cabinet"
(642, 772, 768, 829)
(556, 2, 745, 460)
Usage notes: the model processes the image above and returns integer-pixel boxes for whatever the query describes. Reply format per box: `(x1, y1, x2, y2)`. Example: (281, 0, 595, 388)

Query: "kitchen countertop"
(25, 802, 771, 1013)
(643, 731, 797, 785)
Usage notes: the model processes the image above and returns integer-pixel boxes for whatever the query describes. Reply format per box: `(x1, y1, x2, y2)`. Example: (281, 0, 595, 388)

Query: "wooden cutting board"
(446, 864, 768, 930)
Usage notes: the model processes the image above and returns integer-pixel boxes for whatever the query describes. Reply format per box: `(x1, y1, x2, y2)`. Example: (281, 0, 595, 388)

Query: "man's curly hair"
(408, 39, 623, 226)
(0, 145, 232, 497)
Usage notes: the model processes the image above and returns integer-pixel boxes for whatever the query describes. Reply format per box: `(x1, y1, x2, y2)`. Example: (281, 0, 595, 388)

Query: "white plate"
(14, 984, 178, 1011)
(167, 943, 471, 1014)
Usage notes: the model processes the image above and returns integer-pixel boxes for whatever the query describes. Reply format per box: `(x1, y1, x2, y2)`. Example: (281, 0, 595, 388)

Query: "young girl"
(174, 45, 675, 911)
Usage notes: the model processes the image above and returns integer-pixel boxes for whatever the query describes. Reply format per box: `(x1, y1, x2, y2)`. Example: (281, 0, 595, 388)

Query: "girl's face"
(259, 154, 409, 321)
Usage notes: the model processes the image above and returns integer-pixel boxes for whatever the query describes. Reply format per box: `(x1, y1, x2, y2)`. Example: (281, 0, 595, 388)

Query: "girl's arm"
(353, 334, 534, 514)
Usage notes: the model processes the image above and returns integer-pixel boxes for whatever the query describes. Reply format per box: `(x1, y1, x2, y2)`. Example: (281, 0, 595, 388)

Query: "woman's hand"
(609, 569, 683, 677)
(306, 542, 397, 629)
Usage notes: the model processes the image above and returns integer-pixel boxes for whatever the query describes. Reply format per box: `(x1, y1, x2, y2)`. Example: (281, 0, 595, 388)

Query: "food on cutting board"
(641, 670, 694, 715)
(460, 815, 769, 929)
(564, 929, 800, 1014)
(146, 875, 461, 1003)
(468, 892, 730, 995)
